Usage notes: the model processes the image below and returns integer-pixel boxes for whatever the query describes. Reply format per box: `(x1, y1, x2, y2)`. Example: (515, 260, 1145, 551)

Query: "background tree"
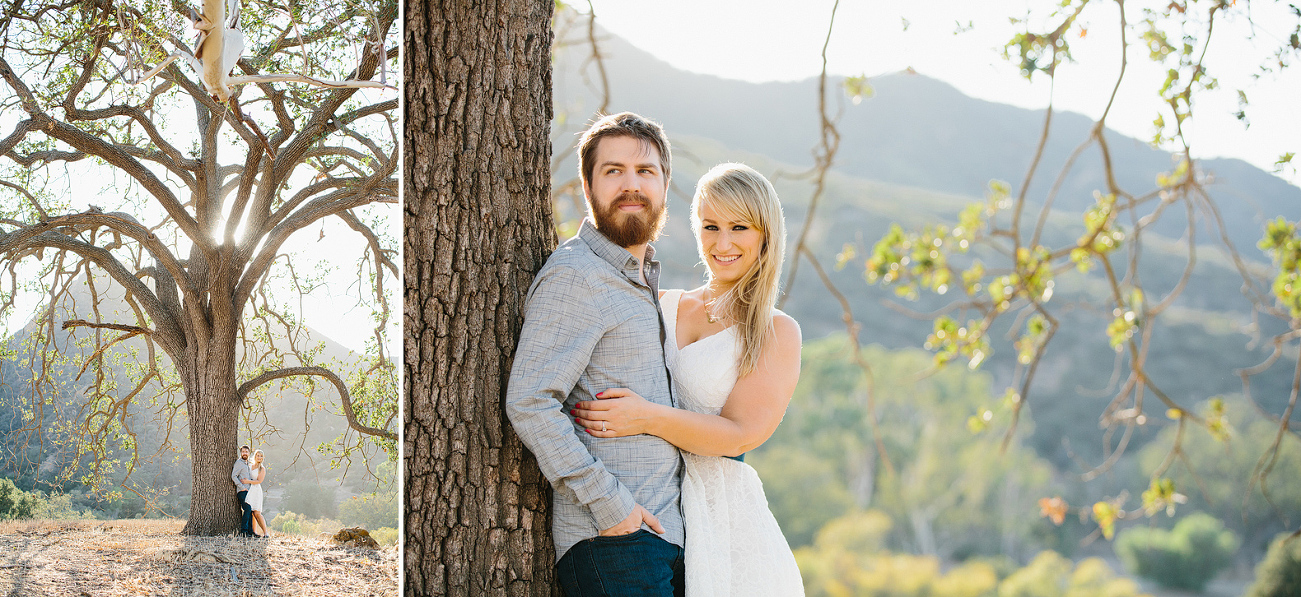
(0, 0, 399, 535)
(1114, 511, 1239, 591)
(1245, 533, 1301, 597)
(403, 0, 557, 595)
(1136, 398, 1301, 550)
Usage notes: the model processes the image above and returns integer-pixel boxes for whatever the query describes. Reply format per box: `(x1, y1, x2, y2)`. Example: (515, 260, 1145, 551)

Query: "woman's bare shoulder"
(771, 312, 801, 340)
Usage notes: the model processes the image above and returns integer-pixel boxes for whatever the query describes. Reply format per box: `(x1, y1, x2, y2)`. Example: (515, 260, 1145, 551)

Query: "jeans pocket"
(590, 529, 650, 543)
(586, 530, 676, 595)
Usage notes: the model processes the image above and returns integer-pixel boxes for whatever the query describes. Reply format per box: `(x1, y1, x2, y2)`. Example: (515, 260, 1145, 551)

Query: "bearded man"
(505, 112, 685, 596)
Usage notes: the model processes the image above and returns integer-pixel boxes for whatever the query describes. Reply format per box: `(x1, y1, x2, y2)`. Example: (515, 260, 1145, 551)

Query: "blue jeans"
(236, 490, 252, 534)
(557, 530, 684, 597)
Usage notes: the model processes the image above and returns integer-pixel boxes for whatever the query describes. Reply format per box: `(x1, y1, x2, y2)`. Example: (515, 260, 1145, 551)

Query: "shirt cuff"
(588, 483, 637, 532)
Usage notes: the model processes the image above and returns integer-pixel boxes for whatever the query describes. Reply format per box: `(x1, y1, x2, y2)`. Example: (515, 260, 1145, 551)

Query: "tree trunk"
(404, 0, 557, 595)
(180, 335, 243, 535)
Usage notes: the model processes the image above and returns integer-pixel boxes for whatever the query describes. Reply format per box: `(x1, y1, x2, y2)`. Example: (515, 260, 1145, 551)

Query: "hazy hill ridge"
(552, 23, 1299, 252)
(0, 275, 378, 508)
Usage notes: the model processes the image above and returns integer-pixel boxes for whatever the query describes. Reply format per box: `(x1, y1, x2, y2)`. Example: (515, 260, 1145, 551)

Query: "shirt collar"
(578, 218, 657, 276)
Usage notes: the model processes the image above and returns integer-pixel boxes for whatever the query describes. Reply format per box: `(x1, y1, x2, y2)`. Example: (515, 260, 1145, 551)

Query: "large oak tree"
(0, 0, 399, 534)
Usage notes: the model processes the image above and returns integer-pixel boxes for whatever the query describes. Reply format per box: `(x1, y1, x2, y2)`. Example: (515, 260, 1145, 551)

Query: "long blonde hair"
(691, 163, 786, 377)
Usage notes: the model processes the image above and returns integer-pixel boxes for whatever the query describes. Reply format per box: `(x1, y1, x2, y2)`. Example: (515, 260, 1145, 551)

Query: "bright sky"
(585, 0, 1300, 186)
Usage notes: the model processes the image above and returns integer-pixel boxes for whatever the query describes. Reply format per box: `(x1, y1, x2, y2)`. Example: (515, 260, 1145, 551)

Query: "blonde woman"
(573, 163, 804, 595)
(246, 449, 270, 539)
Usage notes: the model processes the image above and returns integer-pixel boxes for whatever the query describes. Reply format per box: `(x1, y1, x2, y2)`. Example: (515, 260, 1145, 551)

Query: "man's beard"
(592, 191, 666, 248)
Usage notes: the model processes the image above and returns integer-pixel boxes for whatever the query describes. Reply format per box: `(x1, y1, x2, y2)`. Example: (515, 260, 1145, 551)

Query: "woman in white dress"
(247, 449, 270, 538)
(572, 163, 804, 596)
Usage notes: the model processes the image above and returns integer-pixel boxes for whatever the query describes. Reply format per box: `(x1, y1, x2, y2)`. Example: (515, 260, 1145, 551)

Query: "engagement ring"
(600, 421, 607, 432)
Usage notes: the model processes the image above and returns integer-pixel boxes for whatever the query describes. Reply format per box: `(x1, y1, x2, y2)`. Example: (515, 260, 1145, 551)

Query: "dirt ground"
(0, 519, 398, 597)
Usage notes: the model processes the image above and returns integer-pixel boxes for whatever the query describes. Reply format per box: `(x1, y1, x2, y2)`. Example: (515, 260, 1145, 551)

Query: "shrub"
(796, 547, 1147, 597)
(102, 490, 148, 519)
(0, 478, 42, 520)
(965, 555, 1019, 581)
(35, 493, 96, 520)
(998, 552, 1146, 597)
(270, 511, 304, 532)
(799, 549, 998, 597)
(1245, 533, 1301, 597)
(812, 509, 893, 555)
(1065, 558, 1145, 597)
(269, 510, 342, 537)
(1115, 512, 1238, 591)
(370, 527, 399, 547)
(999, 551, 1071, 597)
(932, 560, 998, 597)
(300, 517, 341, 537)
(338, 489, 399, 530)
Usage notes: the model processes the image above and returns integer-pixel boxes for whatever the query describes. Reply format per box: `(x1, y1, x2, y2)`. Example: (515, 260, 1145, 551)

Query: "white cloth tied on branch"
(128, 0, 394, 101)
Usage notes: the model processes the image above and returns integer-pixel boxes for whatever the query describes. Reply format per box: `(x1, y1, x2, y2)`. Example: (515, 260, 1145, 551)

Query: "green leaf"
(1141, 478, 1186, 517)
(834, 243, 856, 271)
(842, 75, 874, 105)
(1093, 501, 1119, 540)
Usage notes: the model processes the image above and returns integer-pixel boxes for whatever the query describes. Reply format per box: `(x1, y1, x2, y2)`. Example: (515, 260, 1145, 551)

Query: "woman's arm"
(573, 314, 801, 457)
(248, 467, 266, 485)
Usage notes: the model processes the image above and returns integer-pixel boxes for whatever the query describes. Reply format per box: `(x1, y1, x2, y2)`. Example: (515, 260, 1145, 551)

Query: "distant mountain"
(552, 20, 1299, 253)
(550, 17, 1301, 471)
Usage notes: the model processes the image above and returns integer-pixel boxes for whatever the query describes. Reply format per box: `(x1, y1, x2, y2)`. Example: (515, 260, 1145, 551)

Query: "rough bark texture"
(404, 0, 558, 595)
(180, 356, 243, 535)
(180, 309, 243, 536)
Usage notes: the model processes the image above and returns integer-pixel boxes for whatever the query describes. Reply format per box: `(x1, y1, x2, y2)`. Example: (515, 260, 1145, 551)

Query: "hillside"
(552, 22, 1298, 250)
(550, 18, 1301, 474)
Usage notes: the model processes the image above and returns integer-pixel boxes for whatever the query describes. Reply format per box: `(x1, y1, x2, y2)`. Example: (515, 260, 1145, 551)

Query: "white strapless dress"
(246, 465, 265, 511)
(662, 290, 805, 597)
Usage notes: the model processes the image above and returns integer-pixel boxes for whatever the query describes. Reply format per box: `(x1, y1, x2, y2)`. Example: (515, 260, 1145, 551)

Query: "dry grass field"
(0, 519, 398, 596)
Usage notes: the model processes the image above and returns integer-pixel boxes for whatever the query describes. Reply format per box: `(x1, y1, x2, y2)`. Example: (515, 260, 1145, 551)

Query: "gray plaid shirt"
(232, 458, 251, 492)
(506, 219, 684, 561)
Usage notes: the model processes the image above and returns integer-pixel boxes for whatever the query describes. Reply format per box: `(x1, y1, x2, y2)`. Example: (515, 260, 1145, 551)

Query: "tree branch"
(61, 319, 152, 335)
(0, 55, 205, 244)
(235, 366, 396, 440)
(0, 230, 185, 355)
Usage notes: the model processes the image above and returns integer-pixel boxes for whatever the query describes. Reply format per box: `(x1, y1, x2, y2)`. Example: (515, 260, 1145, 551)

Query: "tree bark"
(404, 0, 558, 595)
(181, 300, 244, 536)
(180, 377, 244, 535)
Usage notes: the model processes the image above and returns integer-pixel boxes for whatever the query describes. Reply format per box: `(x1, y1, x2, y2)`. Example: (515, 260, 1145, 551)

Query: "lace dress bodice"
(666, 303, 740, 417)
(662, 290, 804, 597)
(246, 464, 265, 512)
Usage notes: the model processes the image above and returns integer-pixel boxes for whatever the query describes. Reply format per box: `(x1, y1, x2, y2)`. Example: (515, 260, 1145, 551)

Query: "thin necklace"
(704, 286, 724, 324)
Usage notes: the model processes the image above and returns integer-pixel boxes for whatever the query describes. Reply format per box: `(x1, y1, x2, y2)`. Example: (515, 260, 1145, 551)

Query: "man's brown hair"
(577, 112, 671, 191)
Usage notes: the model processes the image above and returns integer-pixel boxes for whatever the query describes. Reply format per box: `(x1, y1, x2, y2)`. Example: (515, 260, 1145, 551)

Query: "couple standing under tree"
(506, 112, 804, 596)
(232, 445, 271, 539)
